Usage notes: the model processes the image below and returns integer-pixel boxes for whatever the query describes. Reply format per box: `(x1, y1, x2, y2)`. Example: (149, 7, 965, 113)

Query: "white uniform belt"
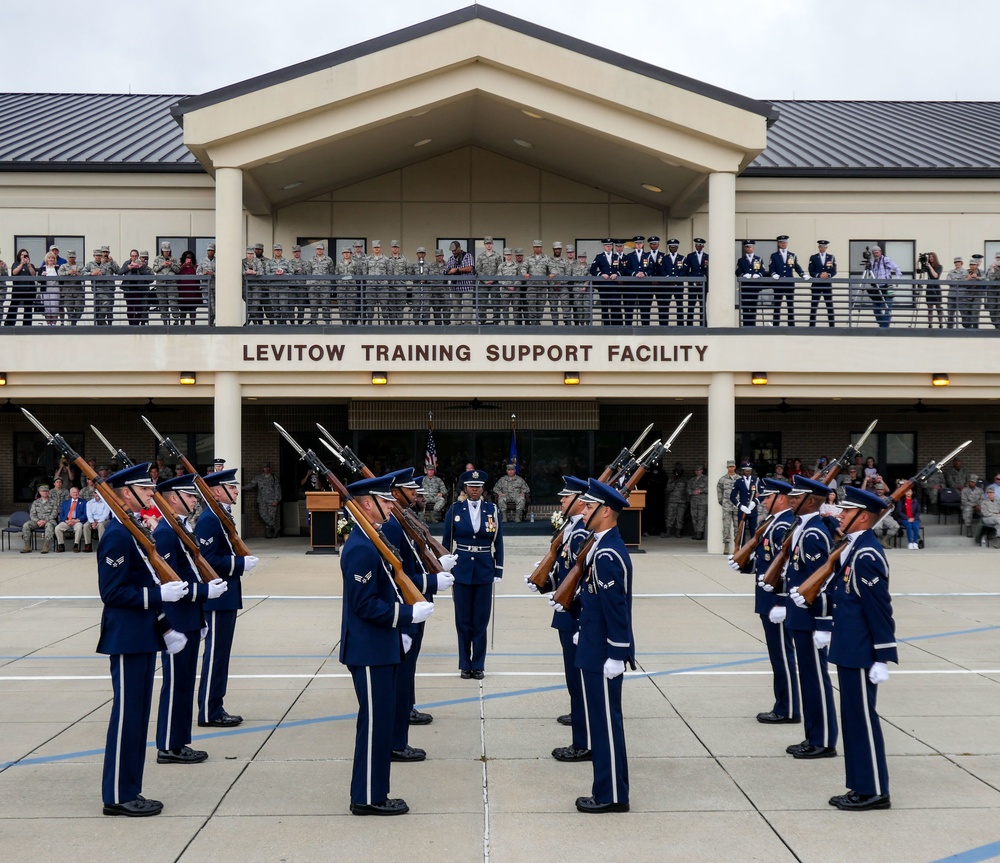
(456, 544, 491, 552)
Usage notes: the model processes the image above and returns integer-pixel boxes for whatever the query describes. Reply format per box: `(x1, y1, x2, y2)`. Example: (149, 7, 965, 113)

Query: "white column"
(707, 371, 735, 554)
(214, 371, 243, 533)
(215, 167, 244, 327)
(707, 171, 737, 329)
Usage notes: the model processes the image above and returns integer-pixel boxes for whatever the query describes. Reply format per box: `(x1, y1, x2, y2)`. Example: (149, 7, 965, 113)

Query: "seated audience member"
(895, 487, 922, 549)
(84, 490, 112, 551)
(54, 487, 88, 552)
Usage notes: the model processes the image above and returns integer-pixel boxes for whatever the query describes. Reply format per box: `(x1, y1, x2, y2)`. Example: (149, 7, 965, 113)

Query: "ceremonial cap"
(602, 238, 614, 245)
(212, 457, 227, 465)
(648, 236, 660, 243)
(581, 478, 630, 512)
(790, 475, 831, 497)
(761, 478, 793, 496)
(742, 240, 756, 246)
(777, 235, 789, 242)
(386, 467, 419, 489)
(839, 486, 889, 514)
(107, 462, 156, 489)
(347, 473, 396, 499)
(632, 235, 645, 243)
(694, 237, 706, 244)
(817, 240, 829, 246)
(558, 476, 590, 496)
(203, 469, 240, 487)
(157, 473, 199, 494)
(668, 238, 680, 245)
(740, 460, 753, 470)
(461, 469, 488, 486)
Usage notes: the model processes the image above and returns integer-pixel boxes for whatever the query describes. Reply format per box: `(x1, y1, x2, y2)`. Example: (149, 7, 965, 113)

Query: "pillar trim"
(707, 171, 737, 329)
(707, 371, 735, 555)
(215, 167, 244, 327)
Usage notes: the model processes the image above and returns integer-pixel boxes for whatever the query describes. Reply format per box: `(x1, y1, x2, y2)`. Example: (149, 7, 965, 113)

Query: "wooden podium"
(619, 489, 646, 548)
(306, 491, 341, 554)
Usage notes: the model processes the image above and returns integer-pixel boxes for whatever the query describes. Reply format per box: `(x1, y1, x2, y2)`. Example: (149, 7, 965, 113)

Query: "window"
(156, 237, 214, 260)
(472, 238, 505, 259)
(735, 431, 781, 475)
(14, 235, 85, 264)
(14, 431, 85, 502)
(984, 241, 1000, 272)
(849, 430, 916, 488)
(849, 239, 917, 309)
(156, 432, 214, 475)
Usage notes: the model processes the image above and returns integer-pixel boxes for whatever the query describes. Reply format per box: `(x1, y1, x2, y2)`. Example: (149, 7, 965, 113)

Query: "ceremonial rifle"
(797, 439, 971, 605)
(21, 409, 180, 584)
(91, 424, 219, 585)
(527, 426, 661, 593)
(315, 423, 448, 568)
(730, 419, 878, 572)
(274, 423, 424, 605)
(760, 420, 878, 590)
(141, 416, 252, 557)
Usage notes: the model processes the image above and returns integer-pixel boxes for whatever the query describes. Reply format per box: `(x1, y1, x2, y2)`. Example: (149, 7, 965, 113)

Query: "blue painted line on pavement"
(926, 839, 1000, 862)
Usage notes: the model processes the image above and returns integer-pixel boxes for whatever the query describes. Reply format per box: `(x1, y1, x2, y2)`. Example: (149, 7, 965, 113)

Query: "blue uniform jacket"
(152, 517, 209, 633)
(660, 252, 687, 278)
(683, 251, 708, 277)
(768, 250, 805, 278)
(624, 250, 656, 277)
(827, 531, 898, 669)
(575, 527, 634, 672)
(339, 527, 414, 667)
(782, 513, 836, 631)
(382, 513, 439, 601)
(96, 517, 168, 655)
(754, 509, 793, 615)
(735, 254, 765, 279)
(443, 500, 504, 583)
(589, 251, 619, 278)
(58, 498, 87, 522)
(808, 252, 837, 279)
(194, 508, 244, 611)
(730, 475, 761, 509)
(551, 515, 588, 632)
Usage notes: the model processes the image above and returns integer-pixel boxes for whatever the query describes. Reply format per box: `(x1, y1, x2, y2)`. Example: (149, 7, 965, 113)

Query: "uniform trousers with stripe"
(157, 628, 201, 752)
(559, 629, 590, 751)
(391, 621, 425, 750)
(452, 582, 492, 671)
(198, 609, 237, 723)
(103, 653, 156, 805)
(837, 666, 889, 796)
(582, 669, 628, 804)
(349, 664, 398, 805)
(790, 629, 838, 749)
(760, 614, 800, 720)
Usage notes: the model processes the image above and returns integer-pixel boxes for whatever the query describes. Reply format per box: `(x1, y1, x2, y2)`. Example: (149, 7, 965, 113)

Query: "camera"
(917, 252, 928, 273)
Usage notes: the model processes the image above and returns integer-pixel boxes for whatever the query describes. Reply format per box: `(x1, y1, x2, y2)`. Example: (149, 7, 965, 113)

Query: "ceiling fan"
(897, 399, 948, 413)
(439, 398, 502, 412)
(124, 398, 178, 413)
(759, 398, 812, 413)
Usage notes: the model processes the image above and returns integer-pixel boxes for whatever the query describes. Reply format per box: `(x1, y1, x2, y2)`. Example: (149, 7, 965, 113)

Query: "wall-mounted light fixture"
(179, 371, 197, 385)
(751, 371, 768, 385)
(0, 372, 6, 386)
(371, 371, 388, 386)
(563, 371, 580, 386)
(931, 373, 950, 387)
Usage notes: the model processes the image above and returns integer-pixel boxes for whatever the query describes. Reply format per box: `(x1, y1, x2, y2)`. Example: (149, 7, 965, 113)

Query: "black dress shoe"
(157, 745, 208, 764)
(390, 745, 426, 762)
(556, 713, 573, 726)
(829, 791, 891, 811)
(103, 795, 163, 817)
(471, 669, 484, 680)
(575, 795, 629, 813)
(408, 709, 433, 725)
(552, 746, 592, 762)
(83, 544, 92, 552)
(73, 544, 80, 553)
(198, 711, 243, 728)
(460, 669, 473, 679)
(785, 740, 808, 754)
(56, 545, 65, 553)
(350, 798, 409, 816)
(756, 711, 800, 724)
(789, 744, 837, 759)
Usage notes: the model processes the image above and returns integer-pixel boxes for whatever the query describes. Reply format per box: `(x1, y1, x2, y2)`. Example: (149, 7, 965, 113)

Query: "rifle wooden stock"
(527, 529, 563, 592)
(151, 490, 219, 584)
(730, 513, 772, 571)
(178, 454, 252, 558)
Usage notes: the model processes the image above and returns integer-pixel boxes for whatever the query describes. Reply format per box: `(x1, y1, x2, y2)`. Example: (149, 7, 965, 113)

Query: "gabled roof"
(171, 5, 777, 124)
(0, 93, 201, 172)
(747, 100, 1000, 177)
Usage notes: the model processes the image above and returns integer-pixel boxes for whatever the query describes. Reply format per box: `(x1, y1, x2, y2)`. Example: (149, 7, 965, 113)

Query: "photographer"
(4, 249, 37, 326)
(918, 252, 944, 328)
(120, 249, 153, 325)
(867, 246, 901, 328)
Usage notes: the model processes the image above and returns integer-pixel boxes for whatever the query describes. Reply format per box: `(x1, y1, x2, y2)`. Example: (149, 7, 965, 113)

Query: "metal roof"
(0, 93, 201, 172)
(747, 100, 1000, 177)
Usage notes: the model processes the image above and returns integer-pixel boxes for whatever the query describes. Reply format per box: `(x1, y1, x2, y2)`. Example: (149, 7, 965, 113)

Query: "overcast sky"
(4, 0, 992, 101)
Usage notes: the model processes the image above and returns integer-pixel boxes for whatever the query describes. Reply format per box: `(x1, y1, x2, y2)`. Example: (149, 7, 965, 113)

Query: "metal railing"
(735, 276, 1000, 329)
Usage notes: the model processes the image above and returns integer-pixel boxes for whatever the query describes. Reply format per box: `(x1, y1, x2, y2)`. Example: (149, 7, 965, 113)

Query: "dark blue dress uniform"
(683, 240, 709, 326)
(153, 512, 209, 754)
(658, 243, 687, 326)
(339, 504, 418, 807)
(767, 239, 805, 326)
(443, 471, 503, 674)
(589, 240, 622, 326)
(826, 515, 897, 800)
(552, 507, 590, 752)
(735, 243, 766, 326)
(780, 501, 838, 753)
(623, 238, 656, 325)
(576, 524, 634, 807)
(807, 244, 837, 327)
(754, 501, 799, 721)
(730, 469, 762, 541)
(194, 474, 247, 726)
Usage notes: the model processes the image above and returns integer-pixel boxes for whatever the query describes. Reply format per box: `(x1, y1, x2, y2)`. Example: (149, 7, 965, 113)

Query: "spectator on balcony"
(5, 248, 36, 326)
(177, 251, 201, 325)
(945, 256, 966, 329)
(305, 243, 333, 325)
(545, 241, 570, 325)
(683, 238, 709, 326)
(446, 240, 475, 324)
(385, 241, 410, 325)
(365, 241, 391, 323)
(153, 242, 181, 326)
(590, 239, 622, 326)
(407, 246, 431, 325)
(494, 247, 524, 326)
(477, 237, 502, 325)
(919, 251, 944, 328)
(736, 240, 765, 327)
(284, 245, 309, 324)
(120, 250, 153, 325)
(336, 246, 363, 326)
(807, 240, 837, 327)
(959, 254, 986, 329)
(196, 244, 217, 323)
(58, 250, 85, 326)
(523, 240, 549, 325)
(624, 236, 656, 326)
(768, 235, 804, 326)
(243, 246, 265, 325)
(253, 242, 269, 269)
(38, 251, 61, 326)
(867, 246, 901, 329)
(430, 248, 450, 325)
(657, 238, 686, 326)
(565, 247, 591, 326)
(263, 245, 291, 324)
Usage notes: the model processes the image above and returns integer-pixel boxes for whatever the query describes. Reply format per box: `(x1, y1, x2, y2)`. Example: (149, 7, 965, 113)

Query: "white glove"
(207, 578, 228, 599)
(789, 587, 807, 608)
(200, 625, 209, 641)
(757, 574, 774, 593)
(740, 504, 752, 514)
(402, 633, 413, 653)
(524, 574, 539, 592)
(494, 576, 502, 583)
(603, 658, 625, 679)
(242, 555, 259, 573)
(533, 560, 542, 569)
(869, 661, 889, 685)
(549, 597, 566, 612)
(813, 630, 832, 650)
(436, 571, 455, 591)
(752, 273, 762, 279)
(163, 630, 188, 655)
(772, 273, 781, 279)
(160, 581, 190, 603)
(727, 554, 740, 571)
(437, 553, 458, 572)
(768, 606, 786, 625)
(572, 631, 579, 645)
(411, 601, 435, 624)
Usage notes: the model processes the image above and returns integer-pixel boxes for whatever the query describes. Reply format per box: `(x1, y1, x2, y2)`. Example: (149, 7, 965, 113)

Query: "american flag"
(425, 413, 438, 469)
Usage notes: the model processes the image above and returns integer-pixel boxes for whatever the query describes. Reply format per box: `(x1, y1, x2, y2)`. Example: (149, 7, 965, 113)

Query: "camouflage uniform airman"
(975, 490, 1000, 544)
(152, 245, 181, 325)
(945, 461, 970, 490)
(49, 478, 70, 510)
(923, 467, 945, 512)
(495, 249, 525, 325)
(304, 246, 334, 324)
(244, 466, 282, 538)
(196, 245, 217, 323)
(385, 242, 410, 325)
(986, 258, 1000, 328)
(336, 249, 366, 325)
(408, 249, 433, 325)
(523, 243, 550, 324)
(420, 469, 450, 522)
(283, 246, 310, 323)
(545, 242, 570, 324)
(426, 251, 450, 324)
(961, 478, 984, 534)
(871, 488, 900, 548)
(666, 467, 688, 537)
(0, 250, 8, 313)
(264, 245, 293, 324)
(366, 243, 390, 323)
(493, 467, 531, 522)
(242, 247, 266, 324)
(564, 246, 591, 325)
(22, 486, 59, 553)
(476, 239, 502, 324)
(716, 464, 739, 552)
(687, 466, 709, 540)
(58, 253, 85, 325)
